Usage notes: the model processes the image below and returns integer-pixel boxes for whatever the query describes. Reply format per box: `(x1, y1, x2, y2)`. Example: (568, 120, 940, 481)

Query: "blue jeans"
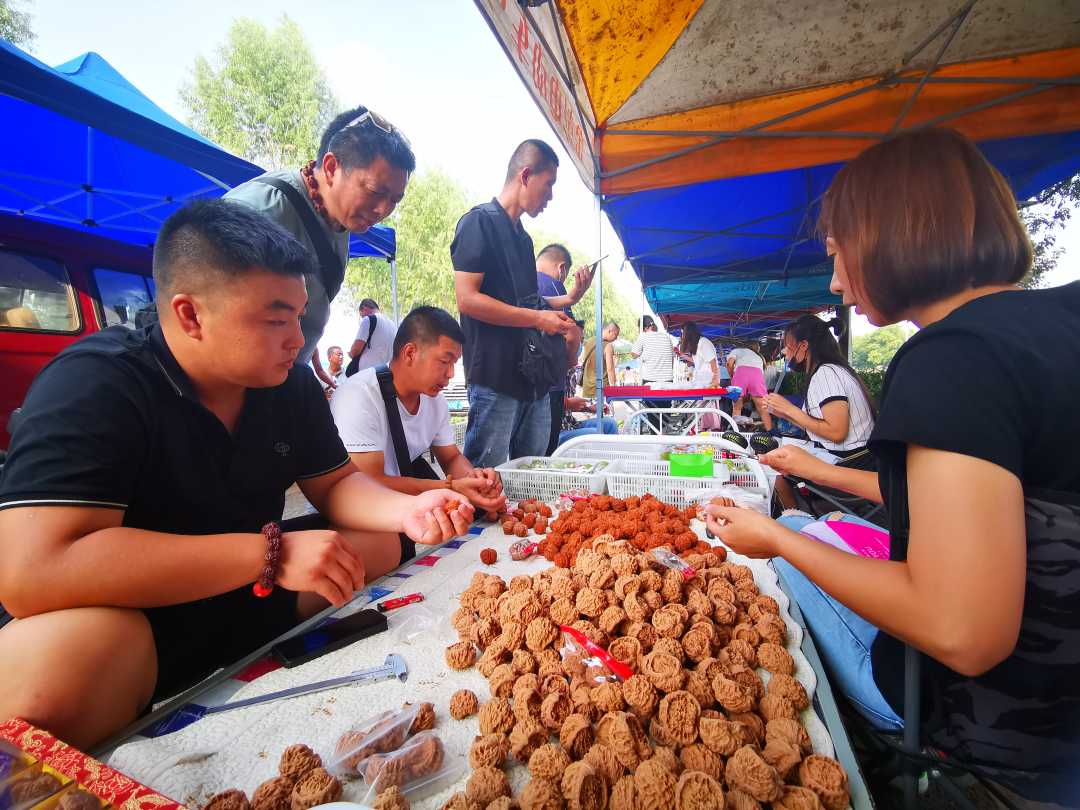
(774, 512, 904, 732)
(559, 417, 619, 445)
(464, 384, 551, 468)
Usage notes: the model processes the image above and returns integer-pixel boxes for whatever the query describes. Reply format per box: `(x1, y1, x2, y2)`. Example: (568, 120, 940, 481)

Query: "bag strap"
(253, 177, 345, 301)
(345, 314, 378, 378)
(375, 364, 413, 476)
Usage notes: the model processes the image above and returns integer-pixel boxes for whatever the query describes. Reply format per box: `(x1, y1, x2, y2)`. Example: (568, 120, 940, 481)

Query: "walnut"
(607, 637, 642, 670)
(768, 673, 810, 711)
(797, 755, 850, 810)
(201, 790, 248, 810)
(514, 672, 541, 695)
(595, 711, 650, 770)
(510, 718, 549, 763)
(680, 626, 713, 663)
(571, 685, 601, 722)
(698, 715, 746, 757)
(729, 712, 766, 746)
(774, 786, 826, 810)
(678, 743, 723, 781)
(489, 663, 517, 698)
(559, 712, 595, 760)
(609, 775, 637, 810)
(574, 587, 606, 619)
(730, 665, 765, 702)
(731, 622, 761, 647)
(290, 767, 341, 810)
(279, 744, 322, 780)
(400, 734, 444, 778)
(438, 791, 479, 810)
(727, 789, 764, 810)
(477, 597, 499, 619)
(371, 785, 410, 810)
(624, 621, 657, 651)
(651, 604, 688, 639)
(528, 742, 572, 781)
(711, 675, 754, 714)
(711, 599, 738, 626)
(446, 641, 478, 670)
(766, 718, 813, 756)
(57, 791, 102, 810)
(500, 591, 542, 626)
(675, 770, 725, 810)
(560, 761, 607, 810)
(639, 570, 662, 592)
(540, 691, 571, 730)
(550, 598, 578, 626)
(590, 682, 625, 713)
(721, 638, 757, 669)
(478, 647, 509, 679)
(648, 716, 677, 748)
(652, 637, 685, 663)
(694, 657, 726, 683)
(622, 592, 649, 623)
(480, 548, 498, 565)
(632, 758, 676, 810)
(406, 702, 436, 733)
(724, 746, 783, 803)
(750, 594, 780, 616)
(514, 686, 544, 723)
(589, 565, 615, 591)
(660, 569, 685, 604)
(755, 613, 787, 646)
(763, 738, 804, 781)
(469, 733, 510, 769)
(759, 693, 798, 722)
(657, 690, 700, 746)
(479, 698, 515, 735)
(583, 743, 624, 788)
(620, 674, 658, 720)
(252, 777, 295, 810)
(640, 650, 684, 692)
(686, 589, 713, 619)
(651, 746, 682, 776)
(513, 649, 538, 675)
(518, 778, 563, 810)
(450, 689, 480, 719)
(613, 574, 641, 600)
(757, 642, 795, 676)
(499, 620, 527, 651)
(365, 756, 406, 794)
(465, 766, 510, 806)
(598, 606, 627, 636)
(610, 553, 639, 577)
(526, 617, 559, 652)
(540, 673, 571, 698)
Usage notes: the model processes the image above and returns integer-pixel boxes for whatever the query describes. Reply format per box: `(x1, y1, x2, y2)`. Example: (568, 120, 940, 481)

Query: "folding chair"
(779, 447, 886, 522)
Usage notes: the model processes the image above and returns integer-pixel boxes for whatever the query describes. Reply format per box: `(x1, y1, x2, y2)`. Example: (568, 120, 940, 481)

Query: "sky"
(19, 0, 1080, 348)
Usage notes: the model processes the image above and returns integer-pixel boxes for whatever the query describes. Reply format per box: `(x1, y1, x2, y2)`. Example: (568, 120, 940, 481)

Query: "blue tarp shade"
(605, 129, 1080, 337)
(0, 42, 394, 258)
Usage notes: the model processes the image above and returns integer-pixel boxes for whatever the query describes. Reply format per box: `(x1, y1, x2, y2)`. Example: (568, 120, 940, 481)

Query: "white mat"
(108, 523, 836, 809)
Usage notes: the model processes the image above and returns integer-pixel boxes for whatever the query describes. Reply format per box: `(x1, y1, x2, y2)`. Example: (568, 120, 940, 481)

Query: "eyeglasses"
(335, 110, 410, 147)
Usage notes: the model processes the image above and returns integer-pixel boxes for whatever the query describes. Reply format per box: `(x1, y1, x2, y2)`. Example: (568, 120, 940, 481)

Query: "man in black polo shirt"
(452, 139, 574, 468)
(0, 200, 471, 749)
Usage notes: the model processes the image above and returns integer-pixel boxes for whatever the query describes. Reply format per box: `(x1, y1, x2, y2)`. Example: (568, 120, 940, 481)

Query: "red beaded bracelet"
(252, 521, 283, 598)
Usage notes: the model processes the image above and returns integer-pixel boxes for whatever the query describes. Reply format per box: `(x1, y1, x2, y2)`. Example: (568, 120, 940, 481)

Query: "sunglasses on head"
(335, 110, 410, 147)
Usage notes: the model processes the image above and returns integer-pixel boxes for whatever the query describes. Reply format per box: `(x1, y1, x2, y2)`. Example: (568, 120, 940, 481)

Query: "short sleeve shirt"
(691, 339, 718, 386)
(225, 169, 350, 366)
(0, 325, 350, 534)
(728, 347, 764, 371)
(351, 312, 397, 373)
(450, 199, 540, 401)
(329, 367, 454, 476)
(632, 332, 675, 383)
(803, 363, 874, 453)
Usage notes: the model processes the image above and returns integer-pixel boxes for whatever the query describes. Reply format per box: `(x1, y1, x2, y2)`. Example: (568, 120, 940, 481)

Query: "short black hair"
(538, 243, 572, 268)
(641, 315, 656, 331)
(359, 298, 379, 310)
(393, 306, 465, 357)
(319, 105, 416, 173)
(505, 139, 559, 184)
(152, 199, 314, 296)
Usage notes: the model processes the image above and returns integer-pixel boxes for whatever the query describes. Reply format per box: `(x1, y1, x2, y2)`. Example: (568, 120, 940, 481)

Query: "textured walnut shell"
(583, 742, 624, 788)
(651, 603, 688, 639)
(470, 617, 501, 649)
(613, 574, 641, 600)
(652, 636, 685, 663)
(651, 746, 682, 777)
(729, 665, 765, 702)
(595, 711, 650, 770)
(406, 701, 436, 733)
(540, 691, 571, 730)
(499, 620, 527, 651)
(711, 675, 754, 714)
(465, 766, 510, 806)
(370, 785, 409, 810)
(400, 734, 444, 778)
(609, 775, 638, 810)
(679, 743, 724, 781)
(515, 686, 544, 723)
(774, 785, 826, 810)
(724, 746, 783, 803)
(445, 641, 478, 670)
(759, 693, 798, 722)
(757, 642, 795, 676)
(279, 744, 323, 779)
(598, 605, 628, 636)
(518, 778, 564, 810)
(510, 718, 549, 763)
(755, 612, 788, 646)
(202, 790, 249, 810)
(290, 767, 341, 810)
(528, 742, 572, 782)
(559, 712, 595, 760)
(674, 769, 726, 810)
(648, 716, 677, 747)
(698, 715, 746, 757)
(640, 650, 684, 692)
(513, 648, 538, 675)
(798, 755, 850, 810)
(251, 777, 295, 810)
(478, 647, 509, 679)
(608, 636, 642, 670)
(680, 627, 713, 663)
(682, 669, 714, 709)
(489, 663, 517, 699)
(478, 697, 515, 735)
(729, 712, 766, 746)
(731, 622, 761, 648)
(468, 733, 509, 769)
(633, 758, 676, 810)
(550, 597, 578, 626)
(767, 718, 814, 756)
(450, 689, 479, 720)
(657, 690, 701, 746)
(367, 756, 406, 794)
(625, 621, 658, 651)
(560, 761, 608, 810)
(515, 672, 541, 696)
(576, 587, 607, 618)
(620, 674, 658, 720)
(768, 673, 811, 711)
(590, 682, 626, 714)
(727, 789, 764, 810)
(526, 617, 559, 652)
(763, 738, 804, 781)
(58, 791, 103, 810)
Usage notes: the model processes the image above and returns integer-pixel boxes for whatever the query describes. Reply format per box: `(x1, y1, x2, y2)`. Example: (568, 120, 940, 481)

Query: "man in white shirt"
(347, 298, 397, 375)
(331, 306, 507, 521)
(630, 315, 675, 432)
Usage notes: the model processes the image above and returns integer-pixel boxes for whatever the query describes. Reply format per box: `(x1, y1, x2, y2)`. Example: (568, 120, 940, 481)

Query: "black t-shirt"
(868, 282, 1080, 795)
(450, 198, 542, 401)
(0, 325, 350, 534)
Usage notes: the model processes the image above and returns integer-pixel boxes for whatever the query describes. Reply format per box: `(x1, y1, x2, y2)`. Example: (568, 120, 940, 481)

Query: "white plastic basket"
(559, 443, 664, 463)
(606, 457, 770, 509)
(495, 456, 618, 502)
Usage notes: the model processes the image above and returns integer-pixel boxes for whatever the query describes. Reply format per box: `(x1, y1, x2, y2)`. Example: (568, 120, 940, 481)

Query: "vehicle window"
(0, 249, 80, 332)
(94, 268, 157, 329)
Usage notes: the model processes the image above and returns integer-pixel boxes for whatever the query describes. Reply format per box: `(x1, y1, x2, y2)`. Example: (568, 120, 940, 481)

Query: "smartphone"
(272, 609, 388, 668)
(587, 255, 608, 272)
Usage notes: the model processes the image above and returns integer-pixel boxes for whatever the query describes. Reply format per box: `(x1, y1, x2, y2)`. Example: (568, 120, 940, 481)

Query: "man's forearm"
(444, 454, 476, 480)
(543, 294, 576, 310)
(458, 291, 538, 328)
(322, 471, 423, 533)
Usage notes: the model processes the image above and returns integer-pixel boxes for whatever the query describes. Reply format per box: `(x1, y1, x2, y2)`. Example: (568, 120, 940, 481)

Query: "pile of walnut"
(441, 536, 850, 810)
(201, 744, 342, 810)
(538, 494, 713, 569)
(502, 498, 553, 538)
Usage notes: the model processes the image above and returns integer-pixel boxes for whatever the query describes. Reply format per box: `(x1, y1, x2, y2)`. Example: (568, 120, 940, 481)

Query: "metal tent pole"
(593, 197, 605, 433)
(390, 258, 400, 323)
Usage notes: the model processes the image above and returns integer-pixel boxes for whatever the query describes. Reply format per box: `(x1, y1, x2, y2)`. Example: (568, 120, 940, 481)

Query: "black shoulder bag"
(345, 314, 378, 378)
(505, 264, 564, 396)
(253, 177, 346, 304)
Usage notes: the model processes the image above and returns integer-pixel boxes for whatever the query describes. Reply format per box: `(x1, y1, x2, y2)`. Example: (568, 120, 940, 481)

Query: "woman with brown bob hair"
(707, 128, 1080, 806)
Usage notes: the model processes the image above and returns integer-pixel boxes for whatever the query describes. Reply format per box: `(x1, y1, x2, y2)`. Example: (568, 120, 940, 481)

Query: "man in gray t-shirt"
(226, 106, 415, 390)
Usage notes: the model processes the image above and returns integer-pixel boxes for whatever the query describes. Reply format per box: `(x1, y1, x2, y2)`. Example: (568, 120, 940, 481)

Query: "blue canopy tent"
(0, 41, 395, 264)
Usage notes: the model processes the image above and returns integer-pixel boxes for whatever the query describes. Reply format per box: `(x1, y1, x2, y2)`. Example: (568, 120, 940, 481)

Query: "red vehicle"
(0, 212, 154, 449)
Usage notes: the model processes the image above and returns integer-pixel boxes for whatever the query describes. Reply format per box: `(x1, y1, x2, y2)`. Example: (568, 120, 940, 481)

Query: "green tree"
(180, 16, 337, 169)
(0, 0, 35, 48)
(1020, 175, 1080, 288)
(851, 324, 911, 370)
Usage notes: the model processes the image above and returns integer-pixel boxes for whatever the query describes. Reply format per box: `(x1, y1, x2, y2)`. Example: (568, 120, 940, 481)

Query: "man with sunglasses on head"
(227, 106, 414, 391)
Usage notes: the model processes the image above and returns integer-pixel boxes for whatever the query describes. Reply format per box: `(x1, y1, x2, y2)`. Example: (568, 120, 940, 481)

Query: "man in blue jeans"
(452, 139, 574, 467)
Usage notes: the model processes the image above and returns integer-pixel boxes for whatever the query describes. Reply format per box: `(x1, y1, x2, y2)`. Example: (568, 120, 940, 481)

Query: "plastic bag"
(390, 604, 441, 647)
(651, 547, 697, 581)
(326, 704, 420, 775)
(356, 731, 464, 806)
(557, 625, 633, 684)
(688, 485, 770, 516)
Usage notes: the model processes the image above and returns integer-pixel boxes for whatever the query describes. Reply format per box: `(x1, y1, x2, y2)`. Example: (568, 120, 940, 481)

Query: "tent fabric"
(0, 41, 394, 258)
(477, 0, 1080, 339)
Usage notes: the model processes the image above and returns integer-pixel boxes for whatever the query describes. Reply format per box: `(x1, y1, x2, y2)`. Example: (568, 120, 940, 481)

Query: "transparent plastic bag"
(325, 704, 420, 776)
(557, 625, 633, 684)
(356, 731, 464, 806)
(651, 547, 697, 581)
(390, 604, 441, 647)
(688, 485, 770, 516)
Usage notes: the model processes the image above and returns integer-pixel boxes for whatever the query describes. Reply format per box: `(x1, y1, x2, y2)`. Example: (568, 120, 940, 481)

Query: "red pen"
(377, 593, 424, 612)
